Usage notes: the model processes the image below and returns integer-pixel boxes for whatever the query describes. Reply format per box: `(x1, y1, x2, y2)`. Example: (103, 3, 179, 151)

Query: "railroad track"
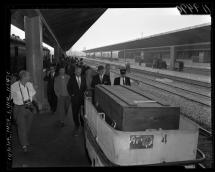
(199, 126, 212, 138)
(128, 71, 210, 98)
(197, 127, 212, 168)
(109, 69, 211, 107)
(84, 59, 211, 105)
(130, 67, 211, 89)
(83, 58, 211, 88)
(87, 60, 211, 107)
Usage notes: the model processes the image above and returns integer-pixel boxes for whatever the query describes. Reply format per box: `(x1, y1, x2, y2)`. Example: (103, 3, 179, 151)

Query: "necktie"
(123, 77, 125, 85)
(100, 76, 103, 83)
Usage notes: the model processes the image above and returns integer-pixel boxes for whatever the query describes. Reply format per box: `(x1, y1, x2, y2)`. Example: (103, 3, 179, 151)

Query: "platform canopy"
(84, 23, 211, 52)
(11, 8, 107, 51)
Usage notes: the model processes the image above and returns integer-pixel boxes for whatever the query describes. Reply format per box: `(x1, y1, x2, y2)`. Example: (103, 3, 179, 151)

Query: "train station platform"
(82, 57, 211, 84)
(11, 106, 91, 167)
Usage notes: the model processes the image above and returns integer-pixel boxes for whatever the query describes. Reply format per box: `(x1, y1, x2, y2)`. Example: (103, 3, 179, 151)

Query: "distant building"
(85, 23, 211, 69)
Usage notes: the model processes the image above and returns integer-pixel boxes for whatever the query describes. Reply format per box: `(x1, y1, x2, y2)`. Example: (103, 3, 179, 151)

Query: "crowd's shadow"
(11, 105, 90, 167)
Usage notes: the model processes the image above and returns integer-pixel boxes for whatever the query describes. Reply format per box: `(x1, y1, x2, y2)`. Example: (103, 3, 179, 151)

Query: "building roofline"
(85, 22, 211, 52)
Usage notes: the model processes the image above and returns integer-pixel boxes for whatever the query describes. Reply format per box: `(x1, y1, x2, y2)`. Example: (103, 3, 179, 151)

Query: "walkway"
(12, 105, 91, 167)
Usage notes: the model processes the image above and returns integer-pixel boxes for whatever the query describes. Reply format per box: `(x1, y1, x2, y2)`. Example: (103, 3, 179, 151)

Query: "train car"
(10, 36, 50, 74)
(83, 86, 205, 167)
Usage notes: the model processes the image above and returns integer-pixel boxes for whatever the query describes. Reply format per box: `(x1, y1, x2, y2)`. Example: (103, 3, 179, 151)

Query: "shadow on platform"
(12, 105, 91, 167)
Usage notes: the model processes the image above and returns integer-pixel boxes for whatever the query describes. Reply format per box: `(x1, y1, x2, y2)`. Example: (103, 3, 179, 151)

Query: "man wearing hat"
(114, 68, 131, 86)
(91, 65, 111, 88)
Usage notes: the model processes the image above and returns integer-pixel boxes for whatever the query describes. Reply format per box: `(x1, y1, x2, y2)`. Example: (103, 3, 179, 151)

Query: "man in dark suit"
(91, 65, 111, 88)
(114, 68, 131, 86)
(67, 65, 87, 136)
(44, 66, 57, 113)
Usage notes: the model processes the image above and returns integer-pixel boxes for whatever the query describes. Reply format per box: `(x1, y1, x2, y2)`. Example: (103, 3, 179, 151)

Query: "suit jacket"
(91, 74, 111, 88)
(114, 76, 131, 86)
(67, 74, 87, 103)
(44, 72, 57, 94)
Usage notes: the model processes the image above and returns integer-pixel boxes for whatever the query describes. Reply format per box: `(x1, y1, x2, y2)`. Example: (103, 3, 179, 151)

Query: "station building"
(85, 23, 211, 70)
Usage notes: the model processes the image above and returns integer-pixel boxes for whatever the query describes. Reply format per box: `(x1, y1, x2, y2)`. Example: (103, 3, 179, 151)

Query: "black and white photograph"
(4, 4, 213, 169)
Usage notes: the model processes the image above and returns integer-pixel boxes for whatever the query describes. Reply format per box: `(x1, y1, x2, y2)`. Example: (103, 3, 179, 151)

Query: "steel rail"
(110, 70, 210, 107)
(128, 71, 210, 99)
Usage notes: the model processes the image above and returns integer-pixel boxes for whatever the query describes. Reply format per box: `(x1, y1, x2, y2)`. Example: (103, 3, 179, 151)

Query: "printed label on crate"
(130, 135, 154, 149)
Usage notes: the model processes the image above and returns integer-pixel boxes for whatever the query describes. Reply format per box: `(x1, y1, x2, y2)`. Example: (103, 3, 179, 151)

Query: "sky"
(70, 8, 211, 52)
(11, 8, 211, 54)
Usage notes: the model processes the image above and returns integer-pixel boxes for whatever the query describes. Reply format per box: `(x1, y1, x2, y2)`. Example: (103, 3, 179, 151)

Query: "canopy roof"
(11, 9, 107, 51)
(85, 23, 211, 53)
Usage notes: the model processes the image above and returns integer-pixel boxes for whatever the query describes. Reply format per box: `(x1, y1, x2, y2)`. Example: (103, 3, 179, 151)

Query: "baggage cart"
(83, 95, 205, 167)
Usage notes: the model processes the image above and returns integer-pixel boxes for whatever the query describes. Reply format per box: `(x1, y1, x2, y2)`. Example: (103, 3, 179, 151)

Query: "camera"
(24, 100, 34, 112)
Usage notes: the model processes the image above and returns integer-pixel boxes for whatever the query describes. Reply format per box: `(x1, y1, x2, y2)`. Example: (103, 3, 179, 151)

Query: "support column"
(54, 44, 61, 63)
(170, 46, 176, 70)
(141, 51, 144, 59)
(24, 16, 44, 109)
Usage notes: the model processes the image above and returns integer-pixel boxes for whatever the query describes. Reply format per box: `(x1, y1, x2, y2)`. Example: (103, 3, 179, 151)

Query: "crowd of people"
(10, 55, 131, 153)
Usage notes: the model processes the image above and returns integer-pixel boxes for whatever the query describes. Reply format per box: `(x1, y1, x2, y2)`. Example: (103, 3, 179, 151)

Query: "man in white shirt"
(10, 70, 36, 152)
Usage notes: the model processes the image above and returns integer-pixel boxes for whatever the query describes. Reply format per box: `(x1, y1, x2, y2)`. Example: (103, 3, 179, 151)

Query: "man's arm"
(10, 84, 16, 101)
(27, 82, 36, 99)
(67, 77, 73, 97)
(54, 78, 60, 97)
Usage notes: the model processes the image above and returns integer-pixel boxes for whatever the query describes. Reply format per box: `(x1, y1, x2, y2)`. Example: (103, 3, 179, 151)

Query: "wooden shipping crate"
(94, 85, 180, 131)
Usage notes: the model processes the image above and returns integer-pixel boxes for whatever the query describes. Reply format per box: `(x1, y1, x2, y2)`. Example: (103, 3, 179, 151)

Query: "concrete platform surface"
(12, 105, 91, 167)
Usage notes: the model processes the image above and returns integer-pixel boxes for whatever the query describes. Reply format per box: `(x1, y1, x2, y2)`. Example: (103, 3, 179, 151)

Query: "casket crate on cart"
(94, 85, 180, 131)
(84, 98, 200, 166)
